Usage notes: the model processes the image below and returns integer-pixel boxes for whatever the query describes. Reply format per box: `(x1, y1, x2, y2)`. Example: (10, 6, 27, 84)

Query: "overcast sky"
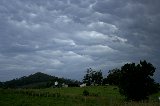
(0, 0, 160, 82)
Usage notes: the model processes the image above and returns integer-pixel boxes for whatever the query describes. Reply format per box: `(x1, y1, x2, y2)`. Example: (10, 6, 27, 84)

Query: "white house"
(80, 83, 86, 87)
(62, 83, 68, 88)
(55, 81, 58, 86)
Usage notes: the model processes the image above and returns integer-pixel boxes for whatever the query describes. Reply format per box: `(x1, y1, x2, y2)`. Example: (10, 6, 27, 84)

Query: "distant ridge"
(2, 72, 78, 88)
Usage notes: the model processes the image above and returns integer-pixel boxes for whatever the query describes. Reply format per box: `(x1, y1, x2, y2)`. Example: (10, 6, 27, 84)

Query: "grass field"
(0, 86, 160, 106)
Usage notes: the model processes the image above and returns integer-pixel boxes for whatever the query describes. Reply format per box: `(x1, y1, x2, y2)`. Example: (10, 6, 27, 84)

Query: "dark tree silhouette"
(118, 60, 159, 101)
(106, 68, 121, 85)
(0, 82, 3, 88)
(83, 68, 92, 86)
(83, 68, 103, 86)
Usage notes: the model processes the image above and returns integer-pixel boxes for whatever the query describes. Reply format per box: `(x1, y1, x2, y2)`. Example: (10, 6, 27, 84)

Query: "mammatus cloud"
(0, 0, 160, 82)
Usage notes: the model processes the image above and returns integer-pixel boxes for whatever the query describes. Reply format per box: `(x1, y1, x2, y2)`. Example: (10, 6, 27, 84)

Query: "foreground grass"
(0, 86, 159, 106)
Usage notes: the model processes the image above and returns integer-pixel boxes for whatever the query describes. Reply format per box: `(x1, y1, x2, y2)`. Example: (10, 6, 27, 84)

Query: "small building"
(62, 83, 68, 88)
(80, 83, 86, 87)
(55, 81, 58, 87)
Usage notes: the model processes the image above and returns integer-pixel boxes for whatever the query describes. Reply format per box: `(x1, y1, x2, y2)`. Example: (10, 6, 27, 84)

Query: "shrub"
(83, 89, 89, 96)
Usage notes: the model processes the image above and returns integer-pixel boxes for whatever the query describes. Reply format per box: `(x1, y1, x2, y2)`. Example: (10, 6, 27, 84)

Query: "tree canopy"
(118, 60, 159, 101)
(106, 68, 121, 85)
(83, 68, 103, 86)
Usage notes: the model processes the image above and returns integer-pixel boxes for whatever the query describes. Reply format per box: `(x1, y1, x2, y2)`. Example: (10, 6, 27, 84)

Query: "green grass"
(0, 86, 160, 106)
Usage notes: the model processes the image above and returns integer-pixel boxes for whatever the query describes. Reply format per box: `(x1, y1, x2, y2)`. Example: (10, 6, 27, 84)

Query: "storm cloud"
(0, 0, 160, 82)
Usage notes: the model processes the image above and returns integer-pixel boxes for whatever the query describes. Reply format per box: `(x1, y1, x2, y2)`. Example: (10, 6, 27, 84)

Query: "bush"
(83, 89, 89, 96)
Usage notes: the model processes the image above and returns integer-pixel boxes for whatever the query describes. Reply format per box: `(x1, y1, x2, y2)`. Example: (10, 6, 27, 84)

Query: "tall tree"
(83, 68, 92, 86)
(118, 60, 159, 101)
(92, 70, 103, 85)
(106, 68, 121, 85)
(83, 68, 103, 86)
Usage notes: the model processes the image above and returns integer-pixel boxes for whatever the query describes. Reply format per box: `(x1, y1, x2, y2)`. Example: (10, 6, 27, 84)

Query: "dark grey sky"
(0, 0, 160, 82)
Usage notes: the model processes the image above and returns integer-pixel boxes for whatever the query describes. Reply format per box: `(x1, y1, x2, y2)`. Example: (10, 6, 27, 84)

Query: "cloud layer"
(0, 0, 160, 82)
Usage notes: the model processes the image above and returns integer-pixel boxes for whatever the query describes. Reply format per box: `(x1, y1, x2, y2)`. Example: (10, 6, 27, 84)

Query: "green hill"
(3, 72, 77, 88)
